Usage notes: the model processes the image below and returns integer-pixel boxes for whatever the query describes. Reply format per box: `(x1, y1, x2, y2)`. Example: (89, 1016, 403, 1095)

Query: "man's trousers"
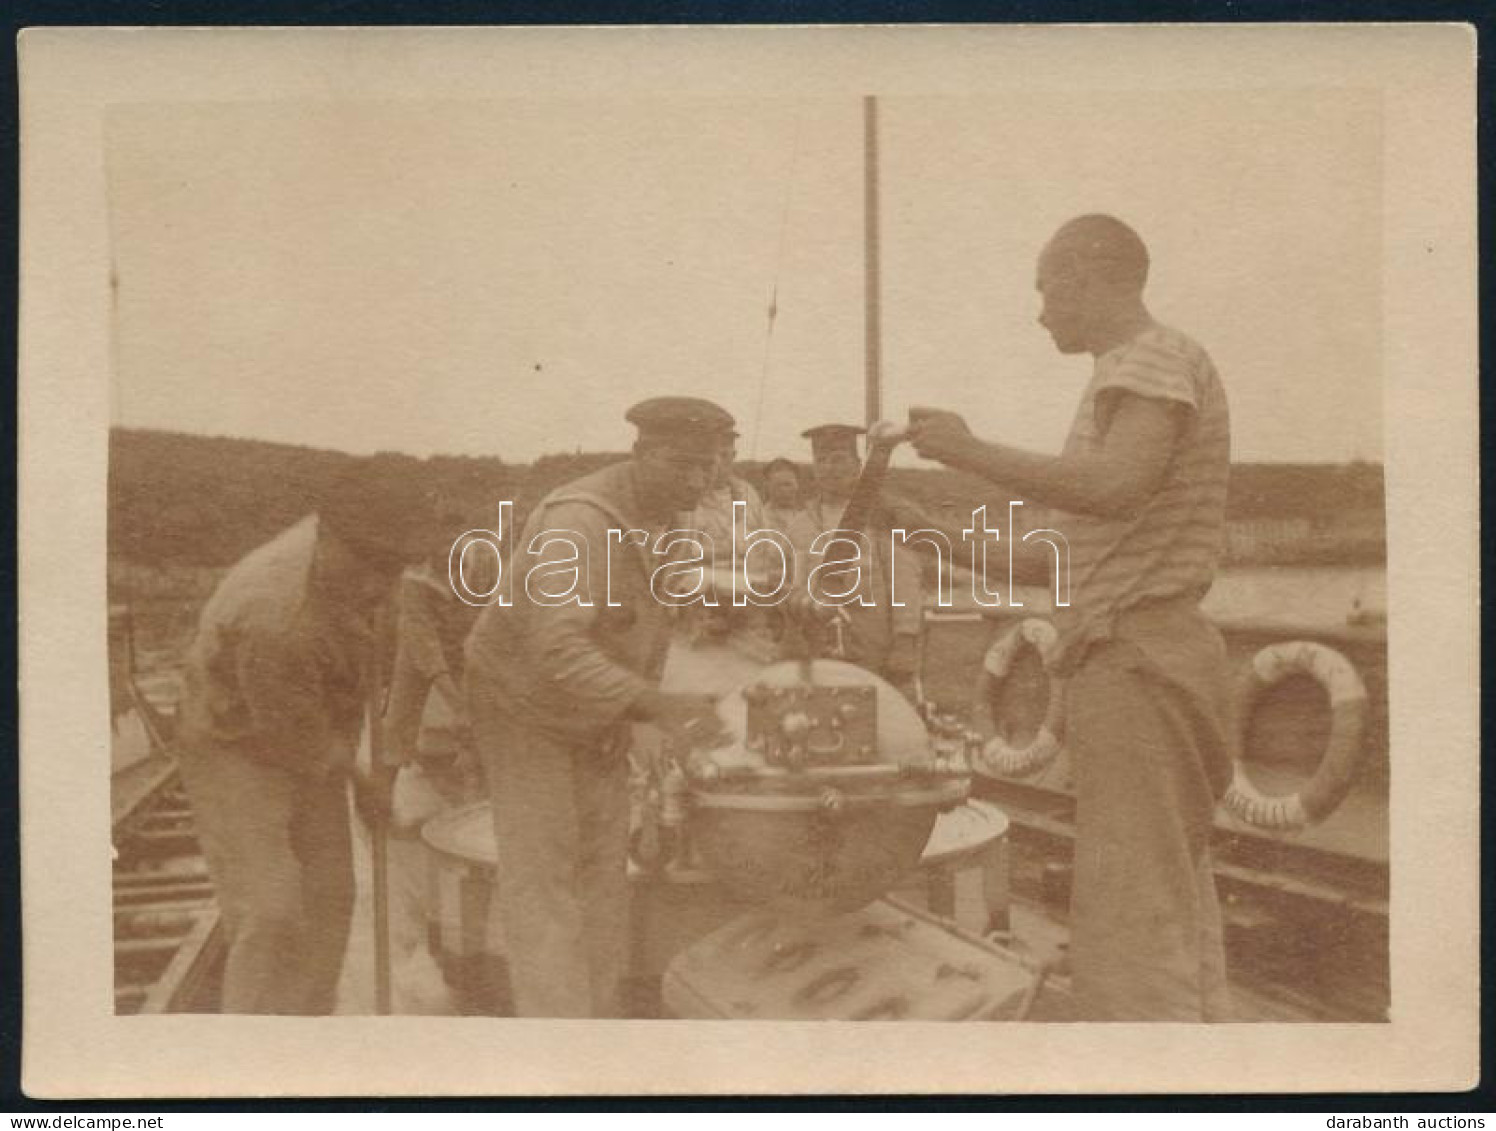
(468, 678, 631, 1018)
(1065, 608, 1235, 1022)
(176, 744, 354, 1015)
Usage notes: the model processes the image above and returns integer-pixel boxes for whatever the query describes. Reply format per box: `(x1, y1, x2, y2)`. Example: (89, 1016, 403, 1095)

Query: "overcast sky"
(107, 89, 1383, 465)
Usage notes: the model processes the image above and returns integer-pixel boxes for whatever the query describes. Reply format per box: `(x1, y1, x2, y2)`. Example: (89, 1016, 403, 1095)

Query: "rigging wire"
(748, 108, 803, 462)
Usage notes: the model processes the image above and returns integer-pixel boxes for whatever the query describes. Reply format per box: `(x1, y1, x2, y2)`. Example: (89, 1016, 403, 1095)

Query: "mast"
(835, 95, 896, 537)
(862, 95, 882, 429)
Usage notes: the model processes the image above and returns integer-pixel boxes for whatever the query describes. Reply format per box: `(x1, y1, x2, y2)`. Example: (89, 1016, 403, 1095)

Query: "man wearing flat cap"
(785, 424, 925, 684)
(464, 396, 730, 1017)
(175, 453, 430, 1014)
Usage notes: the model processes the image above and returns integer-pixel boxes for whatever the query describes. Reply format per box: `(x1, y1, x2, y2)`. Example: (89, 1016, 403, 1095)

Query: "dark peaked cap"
(317, 452, 431, 568)
(627, 396, 735, 445)
(802, 423, 866, 457)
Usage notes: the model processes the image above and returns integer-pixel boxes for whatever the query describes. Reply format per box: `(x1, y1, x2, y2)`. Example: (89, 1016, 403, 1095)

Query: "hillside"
(109, 427, 1385, 570)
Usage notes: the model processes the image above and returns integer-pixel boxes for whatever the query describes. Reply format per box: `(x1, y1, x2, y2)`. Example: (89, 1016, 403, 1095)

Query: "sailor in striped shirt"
(909, 214, 1234, 1021)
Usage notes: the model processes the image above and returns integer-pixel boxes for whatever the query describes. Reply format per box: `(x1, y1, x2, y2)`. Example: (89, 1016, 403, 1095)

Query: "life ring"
(972, 619, 1065, 778)
(1223, 640, 1369, 831)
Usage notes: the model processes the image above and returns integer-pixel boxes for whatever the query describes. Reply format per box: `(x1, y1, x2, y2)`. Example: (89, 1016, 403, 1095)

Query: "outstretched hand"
(352, 764, 398, 827)
(636, 689, 730, 751)
(907, 406, 976, 465)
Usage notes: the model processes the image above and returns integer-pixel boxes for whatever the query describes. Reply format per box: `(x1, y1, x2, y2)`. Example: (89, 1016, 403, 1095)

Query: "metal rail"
(111, 609, 224, 1015)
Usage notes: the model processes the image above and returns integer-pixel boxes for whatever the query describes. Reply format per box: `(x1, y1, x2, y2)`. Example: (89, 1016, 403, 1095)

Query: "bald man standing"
(910, 215, 1234, 1021)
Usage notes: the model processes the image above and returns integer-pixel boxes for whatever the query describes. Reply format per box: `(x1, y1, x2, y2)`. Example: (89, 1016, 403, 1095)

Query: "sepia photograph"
(18, 24, 1478, 1097)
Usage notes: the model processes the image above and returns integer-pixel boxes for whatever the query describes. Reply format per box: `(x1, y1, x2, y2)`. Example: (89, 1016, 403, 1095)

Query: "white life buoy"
(1223, 640, 1369, 831)
(972, 618, 1066, 778)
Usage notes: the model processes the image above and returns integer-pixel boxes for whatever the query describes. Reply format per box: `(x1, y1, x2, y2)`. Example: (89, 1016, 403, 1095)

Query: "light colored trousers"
(1066, 631, 1234, 1022)
(176, 744, 354, 1015)
(468, 679, 631, 1018)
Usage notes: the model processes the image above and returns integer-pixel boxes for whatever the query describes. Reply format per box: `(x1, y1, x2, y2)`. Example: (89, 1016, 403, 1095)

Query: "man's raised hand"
(907, 406, 976, 465)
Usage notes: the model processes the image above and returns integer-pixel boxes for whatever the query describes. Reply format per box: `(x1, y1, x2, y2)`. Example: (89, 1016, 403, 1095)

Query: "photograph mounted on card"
(17, 23, 1477, 1097)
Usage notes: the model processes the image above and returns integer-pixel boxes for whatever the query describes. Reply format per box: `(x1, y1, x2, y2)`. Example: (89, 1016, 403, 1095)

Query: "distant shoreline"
(107, 426, 1387, 573)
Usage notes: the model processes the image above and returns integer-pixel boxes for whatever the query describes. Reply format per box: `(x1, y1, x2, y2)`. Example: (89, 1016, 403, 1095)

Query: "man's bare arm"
(909, 394, 1187, 521)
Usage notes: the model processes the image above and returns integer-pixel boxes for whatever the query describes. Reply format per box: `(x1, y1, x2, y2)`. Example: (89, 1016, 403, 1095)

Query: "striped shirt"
(1050, 322, 1231, 671)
